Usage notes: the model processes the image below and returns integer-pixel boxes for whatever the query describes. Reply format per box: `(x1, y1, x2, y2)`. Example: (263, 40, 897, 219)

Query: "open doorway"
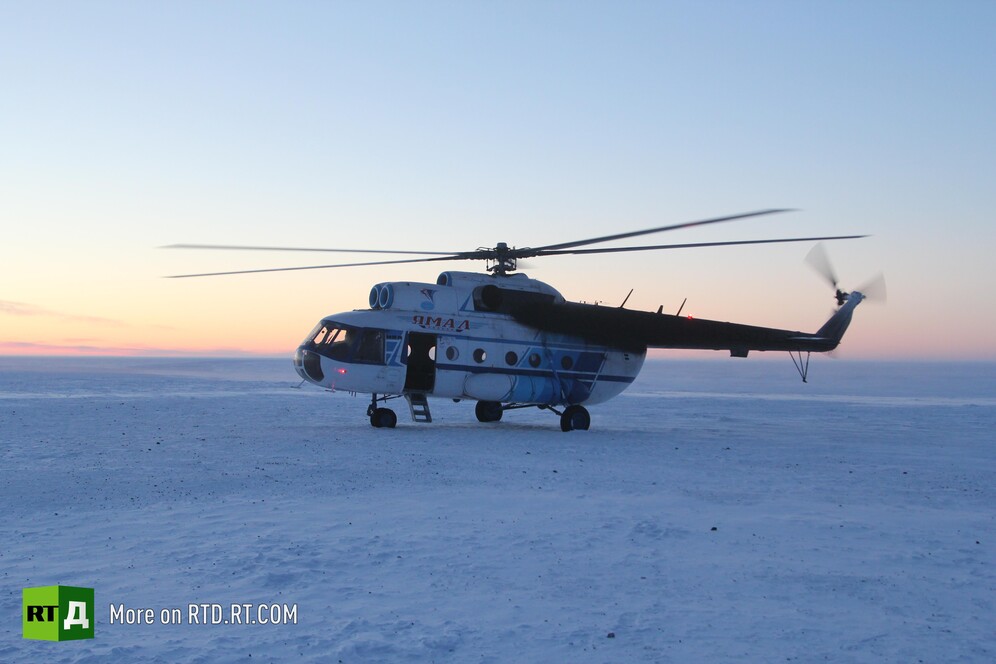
(404, 332, 436, 392)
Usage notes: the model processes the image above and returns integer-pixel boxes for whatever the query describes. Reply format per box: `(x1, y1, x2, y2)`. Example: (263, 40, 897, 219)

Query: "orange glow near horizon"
(2, 238, 994, 362)
(3, 273, 993, 361)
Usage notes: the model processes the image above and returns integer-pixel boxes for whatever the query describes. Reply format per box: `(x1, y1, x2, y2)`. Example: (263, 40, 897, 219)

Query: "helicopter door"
(404, 332, 437, 392)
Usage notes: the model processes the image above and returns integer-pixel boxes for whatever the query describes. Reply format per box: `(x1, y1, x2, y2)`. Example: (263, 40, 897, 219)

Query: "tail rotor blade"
(805, 242, 839, 290)
(856, 273, 887, 303)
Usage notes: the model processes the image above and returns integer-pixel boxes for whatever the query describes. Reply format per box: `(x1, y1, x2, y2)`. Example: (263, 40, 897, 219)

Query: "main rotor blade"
(165, 254, 468, 278)
(532, 234, 868, 257)
(162, 243, 460, 256)
(523, 209, 794, 255)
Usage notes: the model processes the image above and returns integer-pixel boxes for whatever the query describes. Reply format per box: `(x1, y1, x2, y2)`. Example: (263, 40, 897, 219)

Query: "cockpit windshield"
(305, 323, 329, 345)
(302, 321, 385, 364)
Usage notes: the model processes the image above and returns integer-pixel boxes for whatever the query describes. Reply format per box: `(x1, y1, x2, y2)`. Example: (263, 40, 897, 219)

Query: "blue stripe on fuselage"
(435, 362, 635, 384)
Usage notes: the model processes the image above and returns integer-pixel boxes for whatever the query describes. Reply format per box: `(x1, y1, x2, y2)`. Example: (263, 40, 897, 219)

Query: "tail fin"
(815, 291, 866, 348)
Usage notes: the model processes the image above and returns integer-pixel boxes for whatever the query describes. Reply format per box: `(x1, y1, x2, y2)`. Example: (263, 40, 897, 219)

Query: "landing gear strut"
(559, 405, 590, 432)
(474, 400, 591, 431)
(367, 394, 397, 428)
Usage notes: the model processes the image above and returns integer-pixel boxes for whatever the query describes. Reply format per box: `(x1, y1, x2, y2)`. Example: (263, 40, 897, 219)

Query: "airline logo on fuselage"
(411, 314, 470, 332)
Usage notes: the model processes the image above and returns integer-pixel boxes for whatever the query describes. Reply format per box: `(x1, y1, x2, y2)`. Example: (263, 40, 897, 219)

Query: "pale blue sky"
(2, 1, 994, 357)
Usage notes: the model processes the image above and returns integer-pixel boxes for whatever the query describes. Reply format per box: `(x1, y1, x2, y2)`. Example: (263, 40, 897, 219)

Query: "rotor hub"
(486, 242, 517, 275)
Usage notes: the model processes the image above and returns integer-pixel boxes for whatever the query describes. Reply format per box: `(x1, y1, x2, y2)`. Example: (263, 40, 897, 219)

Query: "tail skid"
(790, 291, 866, 382)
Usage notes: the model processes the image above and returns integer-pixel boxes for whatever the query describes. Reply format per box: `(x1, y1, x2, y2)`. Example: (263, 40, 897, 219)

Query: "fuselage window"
(505, 351, 518, 366)
(561, 355, 574, 370)
(473, 348, 487, 363)
(446, 346, 459, 361)
(528, 353, 541, 368)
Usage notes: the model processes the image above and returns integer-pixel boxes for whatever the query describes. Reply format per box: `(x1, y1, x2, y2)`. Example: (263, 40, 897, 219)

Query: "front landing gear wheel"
(475, 400, 504, 423)
(370, 408, 397, 428)
(560, 405, 590, 432)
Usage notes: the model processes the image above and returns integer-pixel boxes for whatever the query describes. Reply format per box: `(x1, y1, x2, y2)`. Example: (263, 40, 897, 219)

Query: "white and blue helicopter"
(167, 209, 882, 431)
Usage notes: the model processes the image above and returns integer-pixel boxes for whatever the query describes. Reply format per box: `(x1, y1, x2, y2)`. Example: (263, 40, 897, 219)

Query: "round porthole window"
(529, 353, 541, 368)
(446, 346, 459, 361)
(561, 355, 574, 370)
(473, 348, 487, 363)
(505, 351, 518, 366)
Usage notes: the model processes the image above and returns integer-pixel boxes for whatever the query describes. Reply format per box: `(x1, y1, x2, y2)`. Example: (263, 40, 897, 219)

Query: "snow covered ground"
(1, 357, 993, 662)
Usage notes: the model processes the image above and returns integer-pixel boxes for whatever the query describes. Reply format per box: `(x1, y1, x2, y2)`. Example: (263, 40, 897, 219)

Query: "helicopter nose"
(294, 347, 324, 383)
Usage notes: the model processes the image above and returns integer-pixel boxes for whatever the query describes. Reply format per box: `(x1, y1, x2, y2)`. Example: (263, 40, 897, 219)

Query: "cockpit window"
(307, 324, 328, 345)
(326, 328, 350, 359)
(304, 321, 385, 365)
(355, 329, 384, 363)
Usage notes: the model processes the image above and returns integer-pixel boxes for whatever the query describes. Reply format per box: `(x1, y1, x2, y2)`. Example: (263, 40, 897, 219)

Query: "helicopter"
(166, 209, 882, 431)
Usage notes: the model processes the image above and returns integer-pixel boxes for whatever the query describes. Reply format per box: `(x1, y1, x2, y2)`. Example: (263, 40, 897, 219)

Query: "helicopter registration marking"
(412, 315, 470, 332)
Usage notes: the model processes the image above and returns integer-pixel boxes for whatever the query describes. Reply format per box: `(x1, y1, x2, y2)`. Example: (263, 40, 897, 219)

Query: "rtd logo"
(22, 586, 94, 641)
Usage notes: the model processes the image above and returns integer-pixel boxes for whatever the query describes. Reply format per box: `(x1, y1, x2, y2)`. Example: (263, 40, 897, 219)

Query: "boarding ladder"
(405, 393, 432, 423)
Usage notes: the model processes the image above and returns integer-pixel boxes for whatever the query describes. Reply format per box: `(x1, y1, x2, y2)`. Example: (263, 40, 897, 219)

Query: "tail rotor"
(806, 243, 886, 307)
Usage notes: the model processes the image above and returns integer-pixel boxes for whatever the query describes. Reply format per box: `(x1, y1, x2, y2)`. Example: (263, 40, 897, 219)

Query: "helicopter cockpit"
(304, 322, 385, 364)
(295, 320, 387, 384)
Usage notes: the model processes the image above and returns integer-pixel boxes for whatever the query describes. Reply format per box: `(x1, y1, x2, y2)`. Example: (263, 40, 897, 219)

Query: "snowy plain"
(1, 356, 993, 663)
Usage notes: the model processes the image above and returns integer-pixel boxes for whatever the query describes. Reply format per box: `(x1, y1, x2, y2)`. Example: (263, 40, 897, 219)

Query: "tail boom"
(511, 292, 866, 356)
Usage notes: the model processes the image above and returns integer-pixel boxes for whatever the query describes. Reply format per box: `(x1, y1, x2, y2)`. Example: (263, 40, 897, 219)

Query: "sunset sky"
(2, 2, 994, 359)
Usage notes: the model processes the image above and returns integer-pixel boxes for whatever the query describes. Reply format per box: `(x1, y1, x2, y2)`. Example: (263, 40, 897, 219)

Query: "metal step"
(405, 393, 432, 423)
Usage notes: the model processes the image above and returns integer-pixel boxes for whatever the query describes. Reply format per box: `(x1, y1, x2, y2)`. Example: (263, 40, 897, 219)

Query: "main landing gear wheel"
(370, 408, 397, 428)
(560, 405, 590, 432)
(475, 400, 503, 423)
